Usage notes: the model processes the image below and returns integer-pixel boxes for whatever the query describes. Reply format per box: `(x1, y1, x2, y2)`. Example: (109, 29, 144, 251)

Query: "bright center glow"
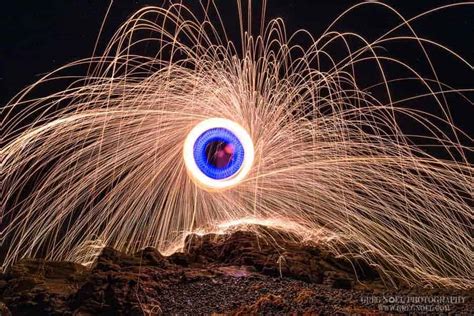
(183, 118, 254, 191)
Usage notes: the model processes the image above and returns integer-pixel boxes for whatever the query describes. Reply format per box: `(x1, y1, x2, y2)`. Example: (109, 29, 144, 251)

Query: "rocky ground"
(0, 228, 472, 315)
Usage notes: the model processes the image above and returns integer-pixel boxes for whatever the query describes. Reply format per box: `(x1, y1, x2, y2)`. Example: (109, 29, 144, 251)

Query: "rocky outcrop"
(0, 228, 472, 315)
(182, 230, 381, 289)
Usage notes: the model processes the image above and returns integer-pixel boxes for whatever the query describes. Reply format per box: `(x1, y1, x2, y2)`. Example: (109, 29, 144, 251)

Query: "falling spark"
(1, 1, 473, 289)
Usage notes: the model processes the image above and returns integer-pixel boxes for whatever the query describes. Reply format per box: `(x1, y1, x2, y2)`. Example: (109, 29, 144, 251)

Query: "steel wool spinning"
(1, 1, 473, 290)
(183, 118, 255, 190)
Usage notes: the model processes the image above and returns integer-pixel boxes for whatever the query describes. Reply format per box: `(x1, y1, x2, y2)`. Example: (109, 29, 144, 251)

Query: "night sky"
(1, 1, 473, 143)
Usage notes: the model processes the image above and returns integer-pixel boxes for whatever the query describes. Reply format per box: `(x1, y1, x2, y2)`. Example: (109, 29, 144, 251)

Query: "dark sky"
(1, 1, 472, 141)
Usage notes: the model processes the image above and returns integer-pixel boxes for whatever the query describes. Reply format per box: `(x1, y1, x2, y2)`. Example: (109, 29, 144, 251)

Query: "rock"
(233, 294, 285, 314)
(0, 259, 87, 315)
(294, 288, 316, 304)
(0, 301, 12, 316)
(0, 226, 472, 314)
(183, 229, 377, 284)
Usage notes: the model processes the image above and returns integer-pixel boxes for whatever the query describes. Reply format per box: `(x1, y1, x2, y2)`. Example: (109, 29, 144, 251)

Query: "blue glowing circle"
(193, 128, 245, 180)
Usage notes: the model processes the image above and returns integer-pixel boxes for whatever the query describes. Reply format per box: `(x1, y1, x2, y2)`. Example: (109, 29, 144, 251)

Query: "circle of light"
(183, 118, 254, 190)
(193, 127, 245, 180)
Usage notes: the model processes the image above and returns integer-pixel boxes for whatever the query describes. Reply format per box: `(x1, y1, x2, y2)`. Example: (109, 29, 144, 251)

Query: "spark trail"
(1, 1, 473, 289)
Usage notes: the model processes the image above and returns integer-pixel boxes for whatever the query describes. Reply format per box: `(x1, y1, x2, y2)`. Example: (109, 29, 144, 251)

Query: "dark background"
(1, 0, 473, 140)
